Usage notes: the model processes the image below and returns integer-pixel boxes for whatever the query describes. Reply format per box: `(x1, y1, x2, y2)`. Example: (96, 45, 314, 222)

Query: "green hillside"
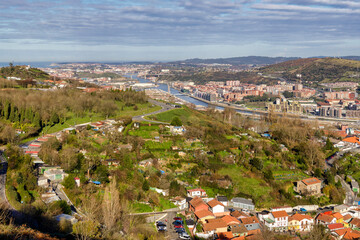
(0, 64, 50, 80)
(260, 57, 360, 85)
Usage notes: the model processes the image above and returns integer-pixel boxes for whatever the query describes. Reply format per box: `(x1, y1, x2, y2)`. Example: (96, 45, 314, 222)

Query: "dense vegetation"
(0, 88, 147, 141)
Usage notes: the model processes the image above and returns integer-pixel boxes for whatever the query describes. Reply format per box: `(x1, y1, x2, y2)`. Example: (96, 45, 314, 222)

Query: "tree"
(73, 220, 101, 240)
(250, 157, 263, 170)
(102, 179, 121, 233)
(142, 179, 150, 192)
(314, 168, 322, 178)
(50, 112, 60, 125)
(263, 169, 274, 180)
(63, 175, 76, 189)
(170, 117, 182, 126)
(94, 165, 109, 183)
(303, 224, 331, 240)
(324, 138, 334, 151)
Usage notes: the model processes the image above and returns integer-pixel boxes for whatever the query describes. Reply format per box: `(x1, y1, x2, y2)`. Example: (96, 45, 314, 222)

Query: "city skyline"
(0, 0, 359, 62)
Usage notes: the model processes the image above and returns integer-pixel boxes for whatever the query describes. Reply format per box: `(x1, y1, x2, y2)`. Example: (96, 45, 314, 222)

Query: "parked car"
(174, 225, 183, 229)
(173, 220, 183, 225)
(157, 225, 167, 231)
(174, 217, 182, 221)
(179, 232, 191, 239)
(175, 228, 185, 233)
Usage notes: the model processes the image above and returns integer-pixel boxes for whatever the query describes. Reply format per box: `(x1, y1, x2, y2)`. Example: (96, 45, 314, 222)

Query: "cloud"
(0, 0, 359, 60)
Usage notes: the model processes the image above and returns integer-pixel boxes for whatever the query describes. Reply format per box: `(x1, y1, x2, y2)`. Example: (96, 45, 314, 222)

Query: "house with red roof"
(221, 215, 240, 226)
(188, 196, 209, 212)
(288, 213, 314, 232)
(202, 218, 228, 234)
(328, 223, 345, 231)
(207, 199, 225, 215)
(295, 177, 322, 196)
(261, 211, 289, 232)
(316, 213, 336, 226)
(187, 188, 207, 197)
(333, 228, 360, 240)
(194, 209, 215, 224)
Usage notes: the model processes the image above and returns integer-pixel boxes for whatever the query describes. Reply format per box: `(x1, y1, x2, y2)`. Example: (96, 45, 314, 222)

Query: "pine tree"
(4, 101, 10, 119)
(33, 112, 41, 128)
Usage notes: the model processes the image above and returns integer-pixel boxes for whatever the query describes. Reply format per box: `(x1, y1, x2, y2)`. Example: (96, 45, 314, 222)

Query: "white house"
(207, 199, 225, 214)
(170, 126, 186, 135)
(262, 211, 289, 232)
(187, 188, 207, 197)
(334, 204, 351, 214)
(216, 196, 229, 207)
(171, 196, 187, 210)
(37, 176, 49, 187)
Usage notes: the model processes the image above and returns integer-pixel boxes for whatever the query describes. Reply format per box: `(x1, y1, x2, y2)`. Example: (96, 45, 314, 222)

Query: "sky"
(0, 0, 359, 62)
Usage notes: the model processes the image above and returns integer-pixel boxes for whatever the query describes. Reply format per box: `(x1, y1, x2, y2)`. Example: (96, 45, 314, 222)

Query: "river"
(129, 75, 210, 108)
(128, 75, 262, 116)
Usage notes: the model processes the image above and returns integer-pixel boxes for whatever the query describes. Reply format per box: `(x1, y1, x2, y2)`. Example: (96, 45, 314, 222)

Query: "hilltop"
(0, 64, 50, 81)
(173, 56, 299, 66)
(259, 57, 360, 85)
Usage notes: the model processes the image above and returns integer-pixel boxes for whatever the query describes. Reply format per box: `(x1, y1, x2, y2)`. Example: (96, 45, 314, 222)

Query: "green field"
(26, 102, 161, 140)
(273, 170, 309, 181)
(147, 108, 191, 123)
(218, 166, 273, 207)
(128, 124, 160, 139)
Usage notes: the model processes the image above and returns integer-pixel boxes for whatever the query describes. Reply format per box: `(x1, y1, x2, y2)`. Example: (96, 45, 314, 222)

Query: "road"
(132, 99, 174, 124)
(336, 175, 355, 205)
(0, 151, 10, 208)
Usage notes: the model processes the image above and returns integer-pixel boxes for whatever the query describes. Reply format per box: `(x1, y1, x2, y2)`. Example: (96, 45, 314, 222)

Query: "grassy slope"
(218, 166, 273, 208)
(260, 57, 360, 83)
(146, 106, 213, 126)
(32, 102, 161, 137)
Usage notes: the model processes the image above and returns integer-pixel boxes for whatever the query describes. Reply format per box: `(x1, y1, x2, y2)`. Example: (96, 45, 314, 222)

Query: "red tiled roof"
(208, 199, 224, 208)
(302, 177, 321, 185)
(272, 210, 289, 218)
(343, 136, 360, 144)
(231, 210, 250, 218)
(328, 223, 344, 230)
(216, 232, 234, 240)
(350, 218, 360, 228)
(332, 212, 344, 220)
(337, 228, 360, 240)
(343, 214, 353, 221)
(195, 209, 214, 219)
(25, 151, 39, 154)
(189, 196, 207, 208)
(289, 213, 313, 222)
(202, 218, 227, 232)
(240, 216, 260, 225)
(316, 214, 335, 223)
(221, 215, 240, 225)
(188, 188, 206, 192)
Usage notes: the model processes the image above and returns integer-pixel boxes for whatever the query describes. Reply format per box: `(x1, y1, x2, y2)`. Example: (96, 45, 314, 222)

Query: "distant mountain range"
(170, 56, 360, 66)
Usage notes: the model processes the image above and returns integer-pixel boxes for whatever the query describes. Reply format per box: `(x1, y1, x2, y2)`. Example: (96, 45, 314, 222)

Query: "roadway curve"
(132, 99, 174, 124)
